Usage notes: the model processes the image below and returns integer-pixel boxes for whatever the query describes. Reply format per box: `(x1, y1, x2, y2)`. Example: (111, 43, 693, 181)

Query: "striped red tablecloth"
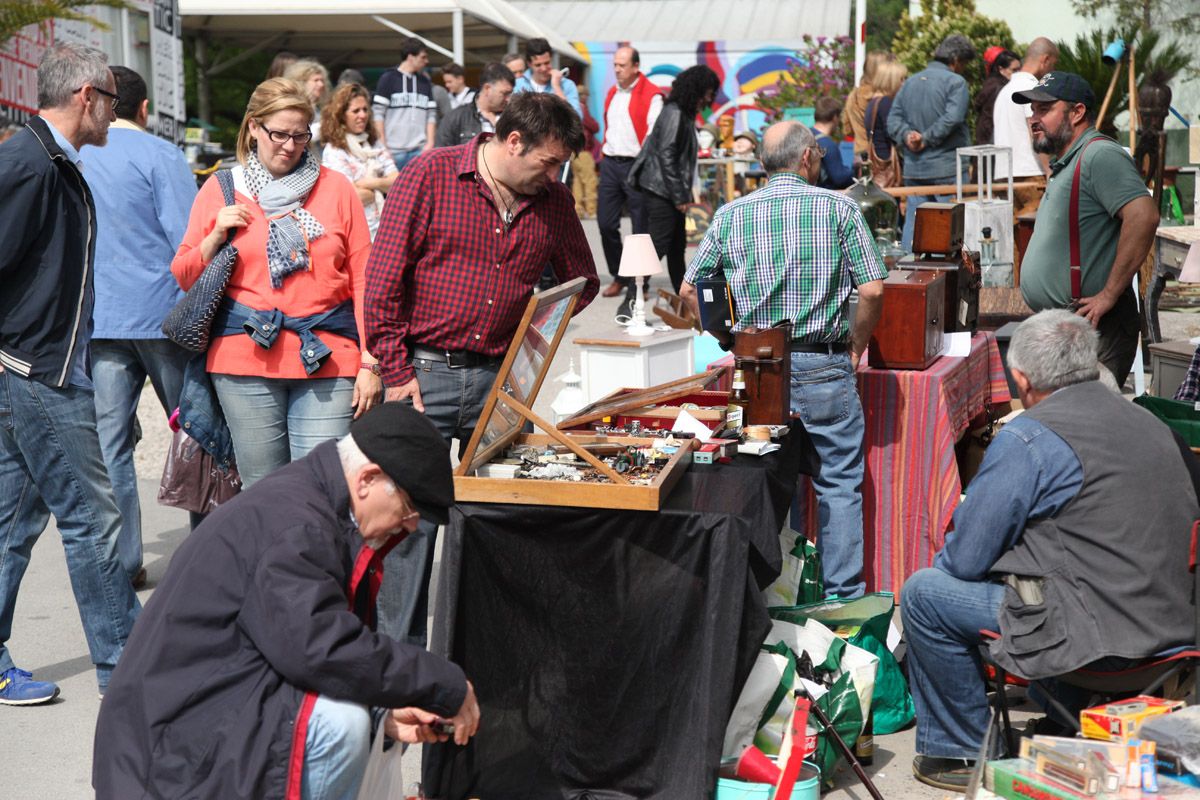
(709, 331, 1011, 595)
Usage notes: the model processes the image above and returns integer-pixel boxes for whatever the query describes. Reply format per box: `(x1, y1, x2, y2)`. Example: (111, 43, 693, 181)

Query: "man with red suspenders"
(597, 46, 663, 298)
(1014, 71, 1158, 388)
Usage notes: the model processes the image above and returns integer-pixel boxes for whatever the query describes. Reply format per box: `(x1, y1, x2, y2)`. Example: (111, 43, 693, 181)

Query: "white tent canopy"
(180, 0, 589, 71)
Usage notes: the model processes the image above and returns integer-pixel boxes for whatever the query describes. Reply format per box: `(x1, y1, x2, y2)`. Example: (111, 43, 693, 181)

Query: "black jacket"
(435, 102, 487, 148)
(627, 103, 697, 206)
(0, 117, 96, 387)
(93, 441, 467, 799)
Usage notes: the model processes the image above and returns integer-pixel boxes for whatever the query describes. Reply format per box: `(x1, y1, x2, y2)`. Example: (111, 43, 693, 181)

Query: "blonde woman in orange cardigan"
(172, 78, 381, 486)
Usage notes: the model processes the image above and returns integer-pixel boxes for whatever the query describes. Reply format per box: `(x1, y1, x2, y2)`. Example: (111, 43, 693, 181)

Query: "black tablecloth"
(423, 428, 811, 800)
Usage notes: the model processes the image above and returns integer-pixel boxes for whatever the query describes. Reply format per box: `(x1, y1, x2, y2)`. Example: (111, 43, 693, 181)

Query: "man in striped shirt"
(681, 121, 887, 598)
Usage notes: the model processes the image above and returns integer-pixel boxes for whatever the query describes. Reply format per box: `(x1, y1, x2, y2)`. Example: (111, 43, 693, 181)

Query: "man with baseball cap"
(94, 403, 480, 799)
(1013, 70, 1157, 388)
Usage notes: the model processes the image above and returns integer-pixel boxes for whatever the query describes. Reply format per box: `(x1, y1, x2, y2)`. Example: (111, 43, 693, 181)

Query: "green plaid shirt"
(684, 173, 887, 342)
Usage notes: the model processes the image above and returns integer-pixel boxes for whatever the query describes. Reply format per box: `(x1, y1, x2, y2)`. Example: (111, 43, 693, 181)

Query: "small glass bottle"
(726, 369, 749, 432)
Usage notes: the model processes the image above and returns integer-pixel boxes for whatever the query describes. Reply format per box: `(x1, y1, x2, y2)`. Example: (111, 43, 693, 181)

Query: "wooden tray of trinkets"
(454, 277, 696, 510)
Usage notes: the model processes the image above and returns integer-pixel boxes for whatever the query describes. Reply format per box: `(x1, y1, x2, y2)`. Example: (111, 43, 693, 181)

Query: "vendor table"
(422, 430, 813, 799)
(710, 331, 1010, 596)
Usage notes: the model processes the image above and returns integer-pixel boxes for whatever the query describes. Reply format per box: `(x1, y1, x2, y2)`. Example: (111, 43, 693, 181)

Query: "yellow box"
(1079, 695, 1185, 742)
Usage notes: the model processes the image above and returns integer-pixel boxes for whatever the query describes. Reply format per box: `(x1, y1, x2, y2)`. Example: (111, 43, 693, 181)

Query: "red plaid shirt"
(365, 135, 599, 386)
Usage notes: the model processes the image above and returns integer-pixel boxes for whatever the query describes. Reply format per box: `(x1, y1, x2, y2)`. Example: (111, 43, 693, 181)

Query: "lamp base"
(623, 293, 656, 336)
(624, 322, 656, 337)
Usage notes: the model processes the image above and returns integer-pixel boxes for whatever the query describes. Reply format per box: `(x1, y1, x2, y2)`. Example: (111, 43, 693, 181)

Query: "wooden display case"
(455, 278, 696, 510)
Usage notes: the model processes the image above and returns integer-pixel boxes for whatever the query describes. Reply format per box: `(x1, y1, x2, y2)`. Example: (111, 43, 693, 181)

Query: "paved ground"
(3, 216, 1195, 799)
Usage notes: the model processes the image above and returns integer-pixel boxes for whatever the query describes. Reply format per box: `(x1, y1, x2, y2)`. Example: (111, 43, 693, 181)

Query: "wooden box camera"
(912, 202, 964, 257)
(868, 270, 946, 370)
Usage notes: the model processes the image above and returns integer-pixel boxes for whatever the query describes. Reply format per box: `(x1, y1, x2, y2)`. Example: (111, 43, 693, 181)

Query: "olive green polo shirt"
(1020, 128, 1149, 310)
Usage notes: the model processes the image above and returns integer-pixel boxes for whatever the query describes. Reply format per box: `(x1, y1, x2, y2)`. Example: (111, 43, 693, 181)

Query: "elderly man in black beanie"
(93, 404, 480, 800)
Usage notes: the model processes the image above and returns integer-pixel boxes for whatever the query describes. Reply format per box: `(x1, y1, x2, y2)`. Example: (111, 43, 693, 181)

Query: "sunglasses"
(74, 85, 120, 106)
(256, 122, 313, 146)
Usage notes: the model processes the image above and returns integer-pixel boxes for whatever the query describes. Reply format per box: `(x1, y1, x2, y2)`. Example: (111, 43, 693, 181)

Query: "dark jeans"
(1096, 288, 1140, 389)
(376, 356, 497, 646)
(644, 191, 687, 293)
(598, 156, 648, 284)
(91, 338, 191, 577)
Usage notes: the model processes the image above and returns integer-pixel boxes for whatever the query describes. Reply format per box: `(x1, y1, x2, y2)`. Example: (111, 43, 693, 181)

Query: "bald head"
(1023, 37, 1058, 78)
(761, 121, 818, 175)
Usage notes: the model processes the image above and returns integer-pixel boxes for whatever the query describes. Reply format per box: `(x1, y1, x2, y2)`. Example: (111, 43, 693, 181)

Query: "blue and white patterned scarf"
(245, 150, 326, 288)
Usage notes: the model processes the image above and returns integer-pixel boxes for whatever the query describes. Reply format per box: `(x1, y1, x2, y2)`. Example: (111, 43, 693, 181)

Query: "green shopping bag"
(762, 532, 824, 608)
(1133, 394, 1200, 446)
(770, 593, 915, 734)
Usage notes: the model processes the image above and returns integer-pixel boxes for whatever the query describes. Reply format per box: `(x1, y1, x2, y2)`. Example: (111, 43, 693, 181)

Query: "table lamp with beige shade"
(618, 233, 663, 336)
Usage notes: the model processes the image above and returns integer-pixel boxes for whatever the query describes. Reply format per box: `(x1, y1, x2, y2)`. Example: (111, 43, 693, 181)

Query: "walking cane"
(796, 684, 885, 800)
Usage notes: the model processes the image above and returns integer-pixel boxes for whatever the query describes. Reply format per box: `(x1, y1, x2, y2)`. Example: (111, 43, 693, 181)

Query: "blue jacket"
(81, 124, 197, 339)
(0, 117, 96, 387)
(812, 129, 854, 190)
(513, 70, 582, 116)
(886, 61, 970, 180)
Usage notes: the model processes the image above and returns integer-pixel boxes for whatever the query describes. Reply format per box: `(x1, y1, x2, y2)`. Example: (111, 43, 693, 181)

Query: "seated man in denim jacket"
(902, 310, 1200, 792)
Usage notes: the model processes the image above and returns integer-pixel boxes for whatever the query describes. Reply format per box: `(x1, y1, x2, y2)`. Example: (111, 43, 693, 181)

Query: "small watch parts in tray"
(475, 439, 684, 485)
(590, 421, 697, 439)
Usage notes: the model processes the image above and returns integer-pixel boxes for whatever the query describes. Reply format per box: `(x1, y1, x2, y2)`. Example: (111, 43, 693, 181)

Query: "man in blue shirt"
(512, 37, 582, 116)
(887, 34, 974, 250)
(810, 96, 854, 190)
(81, 67, 197, 589)
(901, 310, 1199, 791)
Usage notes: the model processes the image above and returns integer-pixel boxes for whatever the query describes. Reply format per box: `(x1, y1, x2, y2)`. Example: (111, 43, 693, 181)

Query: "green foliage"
(1070, 0, 1200, 35)
(892, 0, 1015, 87)
(866, 0, 908, 52)
(182, 37, 275, 148)
(1054, 25, 1192, 135)
(756, 35, 855, 120)
(0, 0, 132, 47)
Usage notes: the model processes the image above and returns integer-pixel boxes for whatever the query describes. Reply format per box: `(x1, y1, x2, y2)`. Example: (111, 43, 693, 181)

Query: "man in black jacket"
(0, 42, 141, 706)
(434, 62, 514, 148)
(94, 403, 480, 799)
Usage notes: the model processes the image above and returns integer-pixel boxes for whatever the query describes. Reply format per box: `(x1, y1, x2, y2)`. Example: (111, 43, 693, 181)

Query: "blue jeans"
(211, 375, 355, 488)
(900, 567, 1005, 758)
(302, 695, 371, 800)
(790, 351, 867, 598)
(0, 370, 141, 690)
(377, 357, 497, 646)
(392, 148, 423, 172)
(900, 173, 966, 252)
(91, 338, 192, 578)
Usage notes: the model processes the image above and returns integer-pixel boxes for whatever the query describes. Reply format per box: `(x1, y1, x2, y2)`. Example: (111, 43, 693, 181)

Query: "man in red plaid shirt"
(365, 92, 599, 644)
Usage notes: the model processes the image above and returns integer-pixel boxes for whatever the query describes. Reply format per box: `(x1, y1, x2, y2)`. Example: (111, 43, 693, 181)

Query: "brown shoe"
(601, 281, 625, 298)
(131, 567, 147, 590)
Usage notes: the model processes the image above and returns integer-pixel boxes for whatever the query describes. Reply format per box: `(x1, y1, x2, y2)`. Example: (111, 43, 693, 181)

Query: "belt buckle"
(445, 350, 467, 369)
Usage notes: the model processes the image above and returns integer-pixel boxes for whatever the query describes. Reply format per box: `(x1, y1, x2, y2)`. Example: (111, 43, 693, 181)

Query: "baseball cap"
(350, 403, 454, 525)
(1012, 71, 1097, 108)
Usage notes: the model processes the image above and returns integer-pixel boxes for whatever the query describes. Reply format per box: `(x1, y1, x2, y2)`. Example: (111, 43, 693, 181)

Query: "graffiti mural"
(574, 40, 805, 137)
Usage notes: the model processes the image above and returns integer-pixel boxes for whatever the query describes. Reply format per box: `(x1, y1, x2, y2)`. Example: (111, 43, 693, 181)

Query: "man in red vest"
(598, 45, 663, 298)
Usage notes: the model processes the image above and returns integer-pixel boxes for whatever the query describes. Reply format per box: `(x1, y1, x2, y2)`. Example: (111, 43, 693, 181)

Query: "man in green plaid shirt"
(681, 121, 886, 597)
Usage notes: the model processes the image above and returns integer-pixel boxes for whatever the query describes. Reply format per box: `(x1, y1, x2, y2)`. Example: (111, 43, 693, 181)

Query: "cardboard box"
(1080, 696, 1186, 742)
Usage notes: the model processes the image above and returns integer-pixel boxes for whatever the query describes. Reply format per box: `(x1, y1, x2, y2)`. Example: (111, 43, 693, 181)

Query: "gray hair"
(337, 434, 397, 493)
(1007, 310, 1100, 392)
(933, 34, 977, 67)
(761, 121, 817, 174)
(38, 42, 110, 110)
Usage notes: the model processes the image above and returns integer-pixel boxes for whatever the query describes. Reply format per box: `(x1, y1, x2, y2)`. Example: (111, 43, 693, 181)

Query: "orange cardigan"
(172, 167, 372, 379)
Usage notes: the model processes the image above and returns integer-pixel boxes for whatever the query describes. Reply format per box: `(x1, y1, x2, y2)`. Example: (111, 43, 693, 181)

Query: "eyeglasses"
(256, 123, 314, 146)
(73, 85, 120, 106)
(808, 145, 828, 159)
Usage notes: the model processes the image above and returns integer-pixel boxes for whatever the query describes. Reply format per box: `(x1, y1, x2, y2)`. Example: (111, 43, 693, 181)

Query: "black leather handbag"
(161, 169, 238, 352)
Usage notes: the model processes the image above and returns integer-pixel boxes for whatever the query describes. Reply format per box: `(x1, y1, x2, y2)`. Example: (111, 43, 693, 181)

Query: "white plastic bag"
(355, 719, 406, 800)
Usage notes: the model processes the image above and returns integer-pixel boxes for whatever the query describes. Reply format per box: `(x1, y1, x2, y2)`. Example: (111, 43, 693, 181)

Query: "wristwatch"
(360, 362, 381, 376)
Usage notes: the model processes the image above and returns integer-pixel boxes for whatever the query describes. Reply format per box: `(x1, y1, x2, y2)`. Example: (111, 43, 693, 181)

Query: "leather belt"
(790, 341, 848, 354)
(605, 155, 636, 162)
(410, 345, 502, 369)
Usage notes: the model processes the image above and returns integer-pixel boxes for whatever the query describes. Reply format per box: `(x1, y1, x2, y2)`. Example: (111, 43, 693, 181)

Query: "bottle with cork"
(726, 368, 749, 434)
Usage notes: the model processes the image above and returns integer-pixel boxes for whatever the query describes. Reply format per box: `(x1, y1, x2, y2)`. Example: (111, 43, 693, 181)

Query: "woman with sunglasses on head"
(172, 78, 382, 487)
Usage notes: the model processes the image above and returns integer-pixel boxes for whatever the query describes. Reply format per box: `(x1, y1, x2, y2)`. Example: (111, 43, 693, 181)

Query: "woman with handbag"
(320, 82, 398, 241)
(171, 77, 381, 487)
(864, 60, 907, 189)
